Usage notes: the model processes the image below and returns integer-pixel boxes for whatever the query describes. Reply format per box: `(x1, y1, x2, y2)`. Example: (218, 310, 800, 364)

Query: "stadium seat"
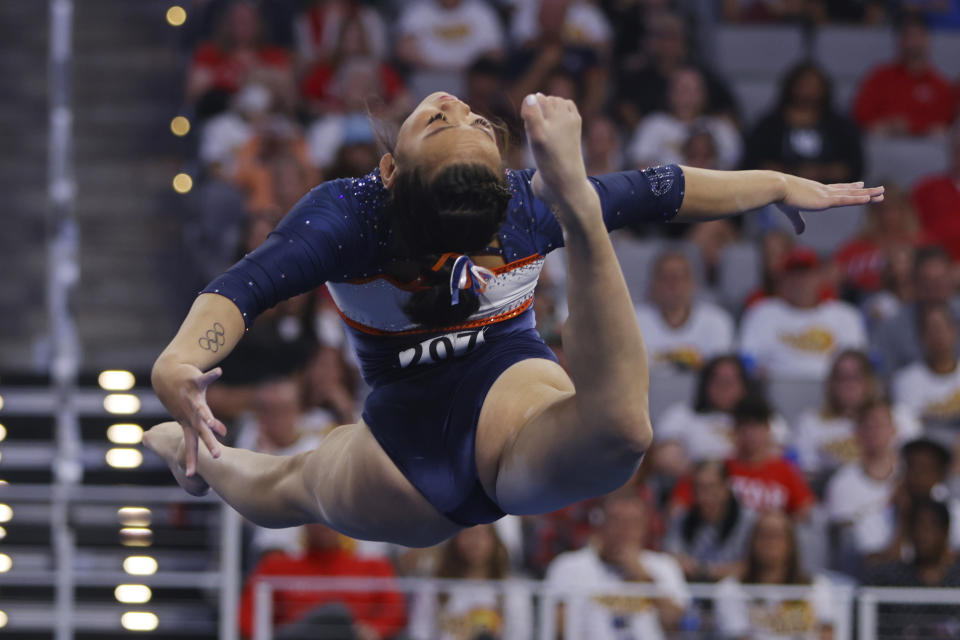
(812, 26, 893, 83)
(930, 31, 960, 76)
(865, 134, 950, 187)
(649, 368, 697, 422)
(717, 241, 761, 314)
(767, 377, 823, 426)
(801, 205, 865, 256)
(713, 25, 807, 80)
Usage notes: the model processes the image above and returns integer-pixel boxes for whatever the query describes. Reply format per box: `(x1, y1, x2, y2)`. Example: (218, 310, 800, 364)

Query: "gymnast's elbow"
(600, 406, 653, 456)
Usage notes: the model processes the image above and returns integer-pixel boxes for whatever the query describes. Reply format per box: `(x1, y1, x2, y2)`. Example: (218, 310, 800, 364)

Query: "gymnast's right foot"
(143, 422, 210, 496)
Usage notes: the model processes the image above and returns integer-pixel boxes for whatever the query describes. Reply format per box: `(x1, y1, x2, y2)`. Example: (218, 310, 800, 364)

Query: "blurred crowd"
(168, 0, 960, 638)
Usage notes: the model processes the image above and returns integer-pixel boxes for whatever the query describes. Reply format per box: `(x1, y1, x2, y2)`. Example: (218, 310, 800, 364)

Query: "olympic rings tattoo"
(198, 322, 226, 352)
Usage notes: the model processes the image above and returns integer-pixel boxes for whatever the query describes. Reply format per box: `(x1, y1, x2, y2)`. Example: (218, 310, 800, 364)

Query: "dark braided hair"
(385, 162, 512, 328)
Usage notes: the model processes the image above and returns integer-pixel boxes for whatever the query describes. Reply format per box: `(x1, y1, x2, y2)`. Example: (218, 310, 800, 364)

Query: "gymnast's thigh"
(300, 421, 462, 547)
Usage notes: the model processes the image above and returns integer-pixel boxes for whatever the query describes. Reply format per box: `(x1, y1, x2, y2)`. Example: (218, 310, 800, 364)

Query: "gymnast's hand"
(520, 92, 597, 219)
(775, 175, 885, 234)
(151, 361, 227, 476)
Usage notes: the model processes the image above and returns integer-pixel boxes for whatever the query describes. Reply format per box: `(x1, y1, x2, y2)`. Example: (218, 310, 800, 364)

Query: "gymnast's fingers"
(193, 400, 223, 458)
(520, 94, 546, 136)
(196, 366, 222, 391)
(182, 426, 199, 477)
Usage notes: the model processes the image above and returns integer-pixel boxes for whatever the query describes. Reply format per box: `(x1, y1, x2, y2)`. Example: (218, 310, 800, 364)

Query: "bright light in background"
(121, 611, 159, 631)
(166, 5, 187, 26)
(0, 554, 11, 573)
(172, 172, 193, 194)
(0, 504, 11, 523)
(0, 424, 6, 442)
(0, 394, 4, 410)
(120, 527, 153, 547)
(98, 370, 135, 391)
(170, 116, 190, 136)
(118, 506, 152, 527)
(106, 448, 143, 469)
(0, 480, 7, 486)
(107, 423, 143, 445)
(104, 393, 140, 414)
(0, 610, 7, 628)
(0, 526, 6, 541)
(115, 584, 152, 604)
(123, 556, 157, 576)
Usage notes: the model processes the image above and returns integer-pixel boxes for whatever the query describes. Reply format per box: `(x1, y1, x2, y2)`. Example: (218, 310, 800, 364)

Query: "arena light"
(115, 584, 152, 604)
(0, 423, 6, 442)
(106, 448, 143, 469)
(172, 172, 193, 194)
(98, 370, 135, 391)
(170, 116, 190, 137)
(0, 526, 6, 541)
(0, 554, 11, 573)
(107, 423, 143, 445)
(121, 611, 159, 631)
(165, 5, 187, 26)
(123, 555, 157, 576)
(120, 527, 153, 547)
(0, 394, 4, 410)
(104, 393, 140, 414)
(0, 610, 7, 628)
(0, 504, 11, 523)
(118, 506, 151, 527)
(0, 480, 7, 486)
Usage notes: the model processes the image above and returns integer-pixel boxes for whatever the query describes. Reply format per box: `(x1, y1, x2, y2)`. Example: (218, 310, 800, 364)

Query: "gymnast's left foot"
(143, 421, 211, 496)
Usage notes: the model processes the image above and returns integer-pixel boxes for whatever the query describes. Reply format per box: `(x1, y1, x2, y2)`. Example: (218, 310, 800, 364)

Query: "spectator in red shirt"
(833, 183, 924, 296)
(188, 2, 296, 117)
(854, 14, 957, 137)
(912, 125, 960, 260)
(672, 395, 815, 520)
(238, 523, 406, 639)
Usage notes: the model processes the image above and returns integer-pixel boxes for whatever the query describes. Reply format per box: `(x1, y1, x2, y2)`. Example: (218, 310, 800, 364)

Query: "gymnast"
(145, 92, 883, 546)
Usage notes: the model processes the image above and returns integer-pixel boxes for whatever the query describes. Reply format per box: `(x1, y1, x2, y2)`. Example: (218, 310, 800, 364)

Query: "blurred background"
(4, 0, 960, 638)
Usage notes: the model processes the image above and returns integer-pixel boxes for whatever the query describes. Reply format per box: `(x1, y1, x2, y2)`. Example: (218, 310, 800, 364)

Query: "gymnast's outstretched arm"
(674, 166, 885, 231)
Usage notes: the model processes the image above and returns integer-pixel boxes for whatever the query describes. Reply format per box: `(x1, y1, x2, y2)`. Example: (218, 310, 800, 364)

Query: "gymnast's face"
(380, 92, 502, 187)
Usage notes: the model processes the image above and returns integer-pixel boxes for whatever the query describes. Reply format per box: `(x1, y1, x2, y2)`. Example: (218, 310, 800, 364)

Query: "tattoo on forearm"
(198, 322, 226, 352)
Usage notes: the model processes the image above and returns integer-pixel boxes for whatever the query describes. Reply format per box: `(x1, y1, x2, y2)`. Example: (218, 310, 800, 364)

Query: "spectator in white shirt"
(794, 350, 920, 480)
(627, 66, 743, 170)
(825, 399, 904, 576)
(395, 0, 505, 73)
(654, 355, 791, 475)
(409, 525, 532, 640)
(893, 301, 960, 435)
(636, 249, 735, 372)
(544, 491, 690, 640)
(716, 510, 841, 640)
(739, 247, 867, 382)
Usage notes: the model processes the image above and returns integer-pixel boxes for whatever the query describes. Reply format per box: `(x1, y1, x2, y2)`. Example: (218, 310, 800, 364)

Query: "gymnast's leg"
(476, 95, 652, 514)
(143, 420, 460, 547)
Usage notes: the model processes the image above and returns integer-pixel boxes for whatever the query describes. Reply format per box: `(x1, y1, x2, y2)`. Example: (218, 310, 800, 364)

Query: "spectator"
(654, 355, 791, 471)
(583, 114, 624, 175)
(739, 247, 867, 382)
(912, 123, 960, 260)
(615, 10, 738, 129)
(793, 350, 920, 480)
(893, 302, 960, 433)
(742, 62, 863, 184)
(832, 183, 923, 298)
(395, 0, 504, 73)
(187, 1, 296, 118)
(663, 460, 755, 582)
(825, 400, 901, 572)
(294, 0, 388, 64)
(715, 510, 840, 640)
(238, 522, 406, 639)
(544, 491, 690, 640)
(671, 395, 815, 519)
(232, 120, 318, 217)
(853, 437, 960, 561)
(506, 0, 611, 118)
(300, 12, 410, 121)
(409, 525, 532, 640)
(302, 345, 361, 429)
(635, 249, 735, 372)
(232, 377, 326, 557)
(627, 66, 742, 170)
(854, 14, 957, 136)
(872, 245, 960, 375)
(463, 57, 522, 144)
(861, 243, 916, 329)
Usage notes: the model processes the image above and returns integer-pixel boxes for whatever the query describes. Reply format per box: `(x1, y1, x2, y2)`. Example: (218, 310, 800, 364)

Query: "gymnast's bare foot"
(143, 422, 210, 496)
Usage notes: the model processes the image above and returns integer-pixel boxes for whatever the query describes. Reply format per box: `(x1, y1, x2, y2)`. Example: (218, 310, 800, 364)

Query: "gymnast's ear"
(379, 153, 397, 189)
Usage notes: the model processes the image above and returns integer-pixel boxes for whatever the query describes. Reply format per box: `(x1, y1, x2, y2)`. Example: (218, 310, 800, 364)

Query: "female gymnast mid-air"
(145, 92, 883, 546)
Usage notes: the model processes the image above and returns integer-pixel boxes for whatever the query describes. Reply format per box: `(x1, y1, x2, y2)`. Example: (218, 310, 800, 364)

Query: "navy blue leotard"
(203, 165, 685, 526)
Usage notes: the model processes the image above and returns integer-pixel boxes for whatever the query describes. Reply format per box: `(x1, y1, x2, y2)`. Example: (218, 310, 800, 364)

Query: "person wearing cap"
(738, 247, 867, 383)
